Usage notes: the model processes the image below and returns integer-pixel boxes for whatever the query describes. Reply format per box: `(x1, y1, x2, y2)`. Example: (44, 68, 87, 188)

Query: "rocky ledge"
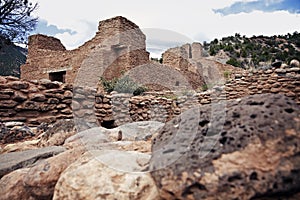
(150, 93, 300, 200)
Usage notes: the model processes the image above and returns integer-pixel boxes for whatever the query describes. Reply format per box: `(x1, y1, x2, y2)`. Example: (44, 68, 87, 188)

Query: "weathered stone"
(63, 90, 73, 98)
(23, 148, 85, 199)
(1, 140, 40, 154)
(0, 146, 65, 178)
(56, 104, 67, 109)
(71, 100, 80, 110)
(12, 91, 27, 102)
(275, 68, 286, 73)
(38, 119, 76, 147)
(4, 121, 24, 127)
(60, 108, 72, 114)
(30, 93, 46, 102)
(0, 100, 18, 108)
(0, 94, 10, 100)
(0, 76, 7, 84)
(40, 79, 60, 89)
(7, 81, 29, 90)
(290, 59, 300, 68)
(47, 98, 60, 104)
(150, 94, 300, 200)
(64, 121, 163, 150)
(117, 121, 164, 141)
(53, 151, 159, 200)
(0, 168, 32, 200)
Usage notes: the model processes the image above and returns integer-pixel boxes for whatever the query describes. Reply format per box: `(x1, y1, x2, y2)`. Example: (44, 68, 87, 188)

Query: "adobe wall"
(21, 16, 150, 85)
(1, 66, 299, 129)
(162, 43, 242, 89)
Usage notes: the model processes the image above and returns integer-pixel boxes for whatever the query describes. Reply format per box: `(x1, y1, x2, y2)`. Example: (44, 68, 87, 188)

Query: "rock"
(0, 122, 9, 142)
(23, 148, 85, 199)
(117, 121, 164, 141)
(7, 81, 29, 90)
(271, 61, 282, 68)
(39, 79, 60, 89)
(64, 121, 164, 149)
(275, 68, 286, 74)
(1, 126, 35, 144)
(38, 119, 76, 147)
(30, 93, 46, 102)
(290, 59, 300, 68)
(0, 146, 65, 178)
(0, 100, 18, 108)
(0, 168, 32, 200)
(64, 127, 116, 149)
(150, 93, 300, 200)
(12, 91, 27, 102)
(0, 76, 7, 84)
(4, 121, 24, 128)
(1, 140, 40, 154)
(53, 151, 160, 200)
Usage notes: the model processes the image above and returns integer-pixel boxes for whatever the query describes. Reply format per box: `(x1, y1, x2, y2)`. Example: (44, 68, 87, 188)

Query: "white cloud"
(54, 20, 96, 50)
(33, 0, 300, 54)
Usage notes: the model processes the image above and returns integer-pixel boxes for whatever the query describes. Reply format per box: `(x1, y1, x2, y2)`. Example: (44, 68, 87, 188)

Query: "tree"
(0, 0, 38, 43)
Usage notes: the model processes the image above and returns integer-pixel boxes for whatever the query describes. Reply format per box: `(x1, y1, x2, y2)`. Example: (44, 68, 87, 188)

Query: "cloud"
(214, 0, 300, 15)
(34, 19, 77, 36)
(31, 0, 300, 53)
(143, 28, 193, 58)
(54, 20, 97, 50)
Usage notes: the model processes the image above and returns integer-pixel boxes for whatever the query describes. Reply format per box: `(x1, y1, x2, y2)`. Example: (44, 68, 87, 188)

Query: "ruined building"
(21, 16, 238, 90)
(21, 16, 150, 86)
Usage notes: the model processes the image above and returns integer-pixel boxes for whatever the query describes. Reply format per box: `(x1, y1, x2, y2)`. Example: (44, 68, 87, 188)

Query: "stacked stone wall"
(1, 67, 299, 127)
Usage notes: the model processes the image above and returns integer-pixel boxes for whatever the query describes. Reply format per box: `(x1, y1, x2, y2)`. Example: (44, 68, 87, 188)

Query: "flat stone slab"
(65, 121, 164, 149)
(0, 146, 66, 178)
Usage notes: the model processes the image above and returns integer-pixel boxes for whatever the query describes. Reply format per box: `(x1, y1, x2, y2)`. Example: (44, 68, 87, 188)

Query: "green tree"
(0, 0, 38, 43)
(226, 58, 241, 68)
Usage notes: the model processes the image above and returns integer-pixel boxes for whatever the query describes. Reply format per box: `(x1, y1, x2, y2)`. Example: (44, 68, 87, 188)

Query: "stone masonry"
(162, 43, 240, 89)
(21, 16, 150, 86)
(1, 66, 299, 132)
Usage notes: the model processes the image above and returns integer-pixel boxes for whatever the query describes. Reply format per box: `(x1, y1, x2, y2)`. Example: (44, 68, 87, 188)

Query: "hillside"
(204, 32, 300, 69)
(0, 36, 27, 78)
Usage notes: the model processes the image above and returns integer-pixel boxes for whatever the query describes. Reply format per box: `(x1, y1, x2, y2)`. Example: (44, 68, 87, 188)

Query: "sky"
(32, 0, 300, 57)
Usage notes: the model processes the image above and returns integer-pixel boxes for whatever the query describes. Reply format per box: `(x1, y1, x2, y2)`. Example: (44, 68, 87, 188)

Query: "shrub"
(100, 76, 147, 95)
(226, 58, 242, 68)
(223, 71, 231, 79)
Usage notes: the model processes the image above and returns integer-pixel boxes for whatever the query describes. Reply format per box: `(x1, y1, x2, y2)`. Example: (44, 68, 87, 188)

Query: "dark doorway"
(101, 120, 117, 129)
(49, 71, 66, 83)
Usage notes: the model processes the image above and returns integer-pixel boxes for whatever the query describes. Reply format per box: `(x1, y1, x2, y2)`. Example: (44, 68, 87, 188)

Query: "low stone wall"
(0, 76, 73, 126)
(1, 67, 299, 127)
(91, 67, 300, 127)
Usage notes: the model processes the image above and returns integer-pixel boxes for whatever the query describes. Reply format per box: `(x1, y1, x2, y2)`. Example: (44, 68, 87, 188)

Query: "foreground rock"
(150, 94, 300, 199)
(0, 168, 32, 200)
(54, 151, 160, 200)
(0, 146, 65, 178)
(23, 148, 85, 199)
(64, 121, 164, 149)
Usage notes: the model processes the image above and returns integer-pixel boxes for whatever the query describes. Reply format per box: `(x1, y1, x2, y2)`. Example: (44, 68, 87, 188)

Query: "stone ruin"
(21, 16, 238, 91)
(1, 16, 300, 200)
(21, 16, 150, 86)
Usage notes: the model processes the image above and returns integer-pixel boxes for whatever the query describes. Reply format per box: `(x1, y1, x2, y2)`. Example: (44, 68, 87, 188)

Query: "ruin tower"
(21, 16, 150, 85)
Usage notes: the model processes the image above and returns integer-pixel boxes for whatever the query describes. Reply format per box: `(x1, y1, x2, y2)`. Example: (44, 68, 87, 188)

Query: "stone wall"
(162, 43, 241, 89)
(0, 76, 73, 126)
(1, 66, 299, 128)
(21, 16, 150, 85)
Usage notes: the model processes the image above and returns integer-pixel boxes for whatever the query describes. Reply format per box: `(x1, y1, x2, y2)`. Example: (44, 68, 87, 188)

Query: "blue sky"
(215, 0, 300, 15)
(32, 0, 300, 57)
